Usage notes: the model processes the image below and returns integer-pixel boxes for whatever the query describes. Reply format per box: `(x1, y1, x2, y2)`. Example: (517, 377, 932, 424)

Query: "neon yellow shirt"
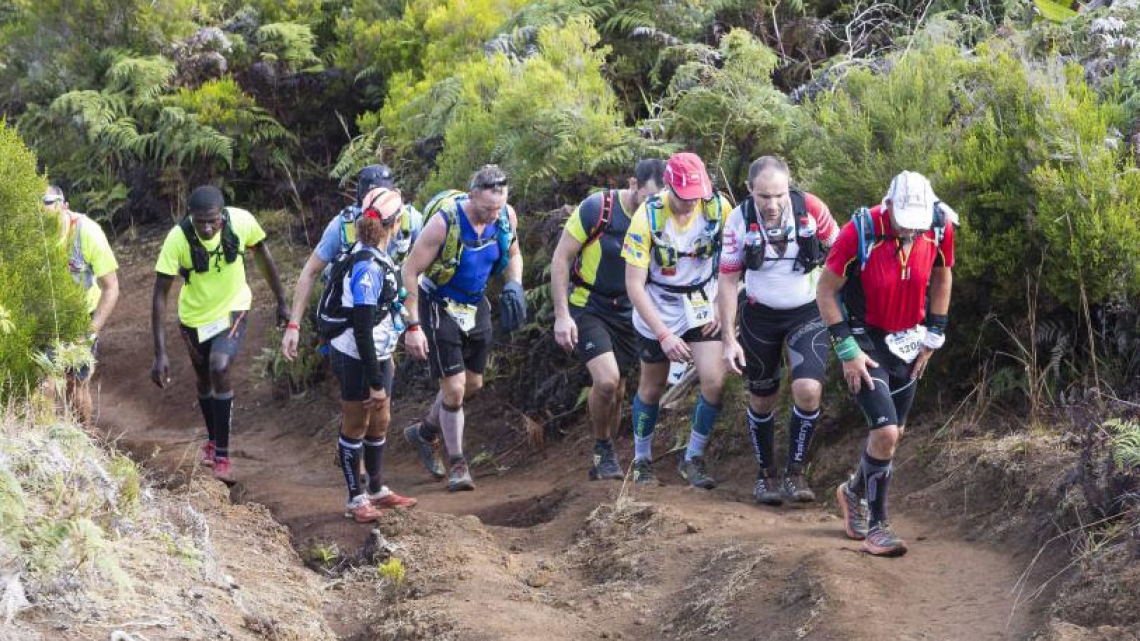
(64, 214, 119, 314)
(154, 207, 267, 328)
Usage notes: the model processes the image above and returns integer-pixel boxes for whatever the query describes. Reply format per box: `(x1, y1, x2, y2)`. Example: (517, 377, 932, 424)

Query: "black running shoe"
(678, 456, 717, 489)
(589, 442, 624, 480)
(404, 422, 446, 479)
(631, 458, 658, 485)
(782, 470, 816, 503)
(753, 471, 784, 505)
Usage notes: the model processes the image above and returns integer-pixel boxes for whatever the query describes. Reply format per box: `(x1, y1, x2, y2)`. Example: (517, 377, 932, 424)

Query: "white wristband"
(923, 329, 946, 350)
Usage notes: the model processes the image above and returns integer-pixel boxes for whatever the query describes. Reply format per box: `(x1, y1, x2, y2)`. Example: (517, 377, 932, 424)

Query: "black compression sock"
(363, 437, 386, 494)
(213, 391, 234, 459)
(747, 408, 776, 472)
(338, 433, 364, 500)
(860, 453, 893, 526)
(198, 394, 216, 442)
(787, 406, 820, 469)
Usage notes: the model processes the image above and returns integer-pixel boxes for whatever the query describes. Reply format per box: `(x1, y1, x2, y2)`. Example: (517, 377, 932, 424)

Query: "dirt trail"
(92, 236, 1048, 640)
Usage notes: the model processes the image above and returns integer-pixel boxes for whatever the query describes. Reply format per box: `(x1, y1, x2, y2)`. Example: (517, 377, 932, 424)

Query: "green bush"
(0, 124, 88, 399)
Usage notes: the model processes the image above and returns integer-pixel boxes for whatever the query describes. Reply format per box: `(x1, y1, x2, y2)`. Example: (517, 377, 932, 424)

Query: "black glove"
(499, 280, 527, 334)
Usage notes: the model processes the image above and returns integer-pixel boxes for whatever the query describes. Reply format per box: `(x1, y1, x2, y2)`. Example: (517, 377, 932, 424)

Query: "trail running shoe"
(589, 442, 624, 480)
(369, 486, 418, 509)
(404, 422, 446, 479)
(782, 471, 816, 503)
(199, 441, 216, 468)
(213, 457, 234, 484)
(678, 456, 717, 490)
(345, 495, 385, 523)
(447, 458, 475, 492)
(753, 471, 784, 506)
(631, 458, 658, 485)
(863, 522, 908, 557)
(836, 481, 870, 540)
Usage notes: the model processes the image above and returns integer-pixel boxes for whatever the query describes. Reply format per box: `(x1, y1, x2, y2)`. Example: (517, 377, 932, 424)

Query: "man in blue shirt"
(281, 164, 423, 359)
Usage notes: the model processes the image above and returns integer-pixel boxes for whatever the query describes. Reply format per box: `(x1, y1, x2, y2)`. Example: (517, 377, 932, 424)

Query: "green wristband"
(833, 336, 861, 362)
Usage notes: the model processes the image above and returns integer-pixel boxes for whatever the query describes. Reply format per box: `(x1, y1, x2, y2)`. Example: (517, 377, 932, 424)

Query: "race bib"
(884, 326, 925, 363)
(197, 315, 231, 342)
(683, 291, 713, 328)
(446, 301, 478, 333)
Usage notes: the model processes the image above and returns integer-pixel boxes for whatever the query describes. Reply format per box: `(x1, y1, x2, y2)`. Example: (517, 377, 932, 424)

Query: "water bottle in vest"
(796, 211, 821, 269)
(744, 223, 765, 270)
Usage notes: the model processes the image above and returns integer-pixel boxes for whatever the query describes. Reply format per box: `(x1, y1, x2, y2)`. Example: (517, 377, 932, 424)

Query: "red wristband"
(657, 330, 673, 342)
(286, 322, 300, 330)
(407, 324, 421, 332)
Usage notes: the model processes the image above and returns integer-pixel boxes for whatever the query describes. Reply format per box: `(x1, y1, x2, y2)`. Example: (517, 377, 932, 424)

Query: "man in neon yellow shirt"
(44, 186, 120, 426)
(150, 185, 288, 483)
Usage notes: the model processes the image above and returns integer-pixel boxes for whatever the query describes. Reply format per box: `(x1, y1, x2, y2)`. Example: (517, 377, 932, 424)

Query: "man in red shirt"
(816, 171, 955, 556)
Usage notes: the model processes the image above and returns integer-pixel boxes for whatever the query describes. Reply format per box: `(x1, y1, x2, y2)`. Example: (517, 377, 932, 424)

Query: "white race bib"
(683, 291, 713, 328)
(884, 326, 925, 363)
(446, 301, 478, 333)
(197, 315, 231, 342)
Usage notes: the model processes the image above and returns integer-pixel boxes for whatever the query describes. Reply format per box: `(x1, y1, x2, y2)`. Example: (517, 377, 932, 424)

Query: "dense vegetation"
(4, 0, 1140, 404)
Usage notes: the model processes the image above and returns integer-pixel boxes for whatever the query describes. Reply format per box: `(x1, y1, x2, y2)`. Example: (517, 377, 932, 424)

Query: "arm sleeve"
(154, 228, 185, 276)
(82, 221, 119, 277)
(314, 217, 344, 262)
(824, 221, 859, 277)
(935, 222, 955, 268)
(620, 206, 652, 269)
(349, 261, 386, 388)
(805, 193, 840, 246)
(719, 207, 745, 274)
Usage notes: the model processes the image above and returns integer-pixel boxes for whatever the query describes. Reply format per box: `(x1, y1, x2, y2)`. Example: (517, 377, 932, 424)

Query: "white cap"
(885, 171, 935, 230)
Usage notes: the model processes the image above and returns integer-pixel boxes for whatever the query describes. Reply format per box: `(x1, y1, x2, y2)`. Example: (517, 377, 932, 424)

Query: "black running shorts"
(739, 300, 829, 396)
(178, 311, 249, 382)
(851, 327, 919, 430)
(419, 289, 492, 380)
(639, 326, 721, 364)
(571, 305, 637, 375)
(330, 346, 395, 401)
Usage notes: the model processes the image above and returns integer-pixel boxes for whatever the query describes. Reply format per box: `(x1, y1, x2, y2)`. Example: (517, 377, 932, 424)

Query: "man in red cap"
(620, 152, 733, 488)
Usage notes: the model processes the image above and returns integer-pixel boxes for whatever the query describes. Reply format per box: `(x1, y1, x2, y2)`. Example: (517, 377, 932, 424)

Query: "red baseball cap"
(664, 152, 712, 200)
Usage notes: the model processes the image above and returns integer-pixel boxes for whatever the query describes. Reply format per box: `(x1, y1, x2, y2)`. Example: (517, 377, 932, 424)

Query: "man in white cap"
(815, 170, 955, 556)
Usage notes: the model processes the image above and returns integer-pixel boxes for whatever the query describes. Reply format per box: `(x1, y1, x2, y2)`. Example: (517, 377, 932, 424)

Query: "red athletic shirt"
(824, 205, 954, 333)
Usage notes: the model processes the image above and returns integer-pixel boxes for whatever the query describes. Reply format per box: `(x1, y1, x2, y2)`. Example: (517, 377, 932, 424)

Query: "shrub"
(0, 124, 87, 399)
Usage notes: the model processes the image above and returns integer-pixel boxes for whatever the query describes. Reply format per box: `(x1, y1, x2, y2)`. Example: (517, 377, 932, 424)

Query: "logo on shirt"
(358, 271, 374, 294)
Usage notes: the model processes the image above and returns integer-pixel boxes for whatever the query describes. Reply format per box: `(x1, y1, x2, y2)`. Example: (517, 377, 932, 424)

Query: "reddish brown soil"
(91, 230, 1055, 640)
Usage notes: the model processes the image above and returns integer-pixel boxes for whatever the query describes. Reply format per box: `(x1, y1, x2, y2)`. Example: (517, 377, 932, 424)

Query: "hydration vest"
(315, 245, 399, 339)
(338, 204, 416, 263)
(65, 214, 95, 290)
(570, 189, 617, 293)
(422, 190, 513, 286)
(850, 202, 950, 271)
(740, 188, 824, 273)
(177, 209, 241, 284)
(646, 194, 725, 294)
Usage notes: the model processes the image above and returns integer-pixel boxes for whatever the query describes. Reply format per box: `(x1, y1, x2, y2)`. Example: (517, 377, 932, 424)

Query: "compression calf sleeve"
(685, 394, 721, 461)
(858, 451, 893, 526)
(363, 437, 386, 494)
(198, 394, 216, 442)
(421, 393, 443, 441)
(631, 394, 660, 461)
(440, 403, 464, 460)
(338, 433, 364, 500)
(787, 406, 821, 470)
(213, 391, 234, 459)
(747, 408, 776, 471)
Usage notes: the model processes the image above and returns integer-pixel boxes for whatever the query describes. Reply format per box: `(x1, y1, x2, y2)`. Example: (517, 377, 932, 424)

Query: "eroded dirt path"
(92, 237, 1046, 640)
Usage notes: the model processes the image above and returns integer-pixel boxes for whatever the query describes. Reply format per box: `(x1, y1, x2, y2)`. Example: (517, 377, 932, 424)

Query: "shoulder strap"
(789, 189, 807, 220)
(178, 216, 210, 277)
(491, 204, 514, 278)
(585, 189, 615, 246)
(219, 208, 240, 264)
(741, 197, 757, 228)
(852, 207, 875, 271)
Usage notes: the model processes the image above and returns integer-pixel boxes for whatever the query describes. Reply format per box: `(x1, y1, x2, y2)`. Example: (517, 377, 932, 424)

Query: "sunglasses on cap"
(475, 179, 508, 190)
(43, 195, 64, 205)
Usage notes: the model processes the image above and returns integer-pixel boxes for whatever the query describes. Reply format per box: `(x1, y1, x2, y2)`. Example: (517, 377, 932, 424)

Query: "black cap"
(188, 185, 225, 212)
(356, 164, 395, 204)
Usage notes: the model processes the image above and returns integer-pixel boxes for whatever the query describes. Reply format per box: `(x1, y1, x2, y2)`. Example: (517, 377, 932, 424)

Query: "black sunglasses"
(475, 179, 508, 190)
(43, 196, 64, 205)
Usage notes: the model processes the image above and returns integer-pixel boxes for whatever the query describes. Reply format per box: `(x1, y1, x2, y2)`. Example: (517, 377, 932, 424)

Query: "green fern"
(1106, 419, 1140, 471)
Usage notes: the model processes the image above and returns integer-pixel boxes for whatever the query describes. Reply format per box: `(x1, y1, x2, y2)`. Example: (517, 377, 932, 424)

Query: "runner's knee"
(867, 425, 899, 458)
(748, 393, 778, 415)
(790, 379, 822, 411)
(208, 354, 231, 384)
(441, 374, 466, 406)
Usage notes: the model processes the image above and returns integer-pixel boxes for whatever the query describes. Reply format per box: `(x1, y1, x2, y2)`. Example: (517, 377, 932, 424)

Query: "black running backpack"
(315, 246, 399, 339)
